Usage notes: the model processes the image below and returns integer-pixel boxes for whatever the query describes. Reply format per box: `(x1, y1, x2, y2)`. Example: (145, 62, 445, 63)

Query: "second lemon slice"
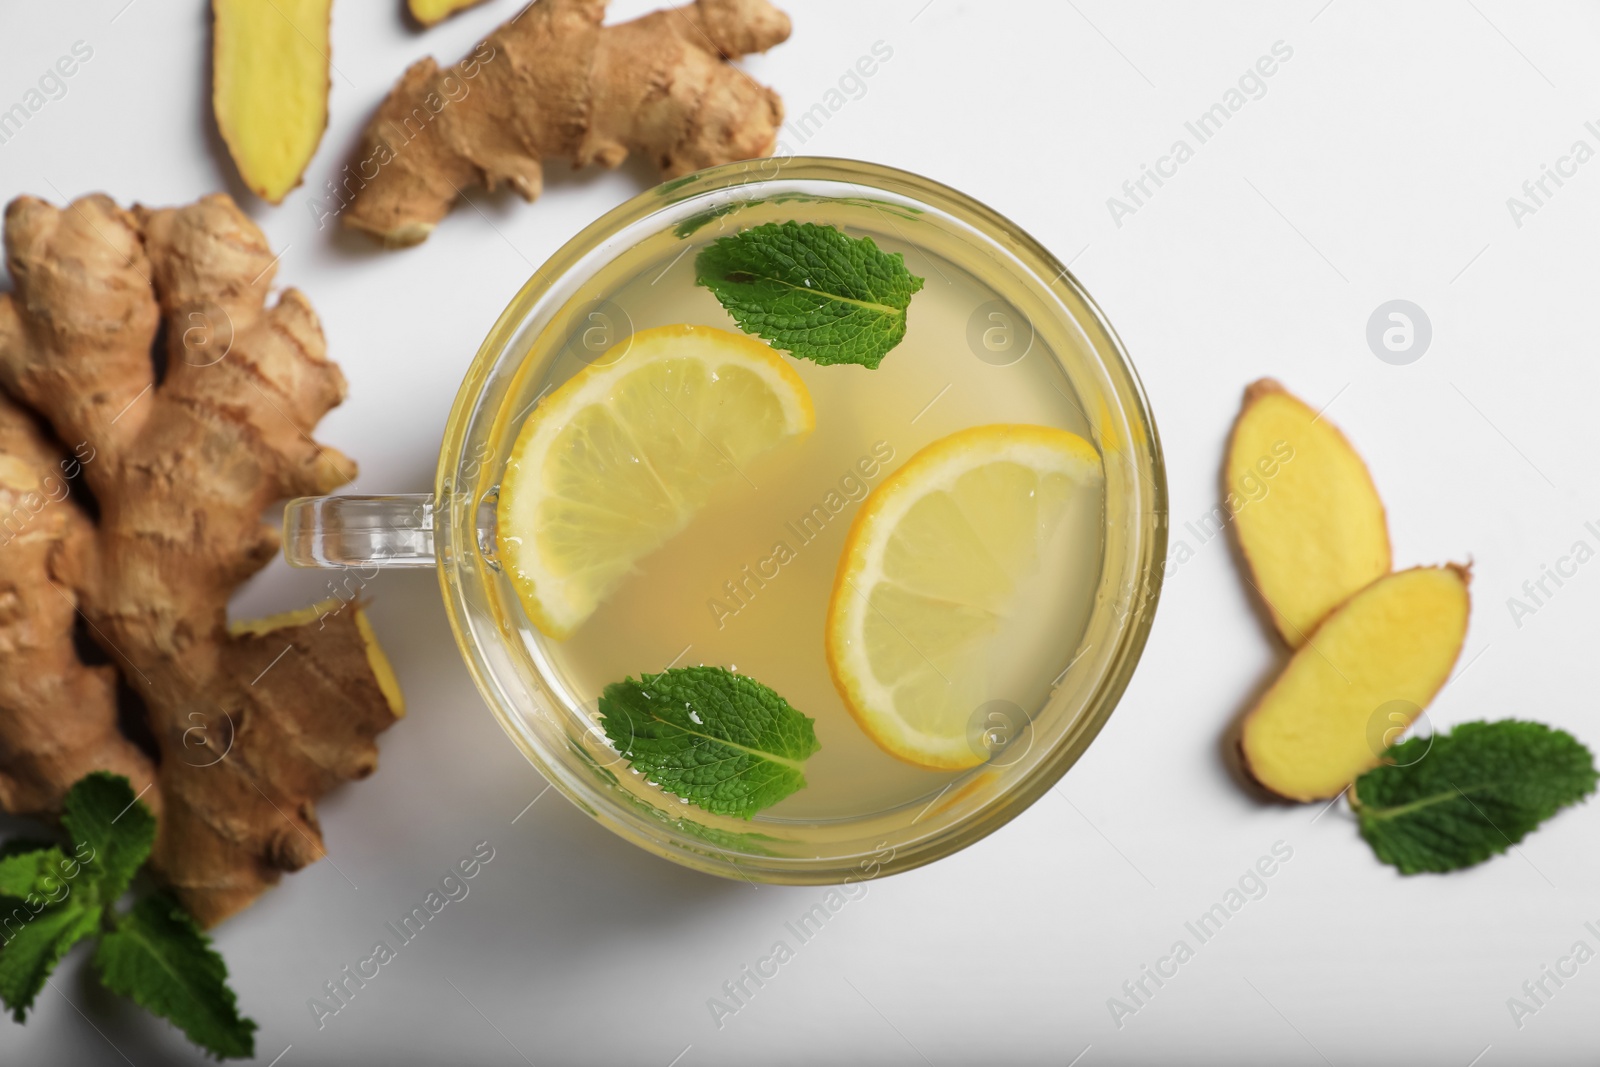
(498, 324, 813, 638)
(825, 424, 1104, 769)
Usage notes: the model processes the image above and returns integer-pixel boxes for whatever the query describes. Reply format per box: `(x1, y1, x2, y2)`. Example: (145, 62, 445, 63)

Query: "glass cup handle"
(282, 495, 436, 569)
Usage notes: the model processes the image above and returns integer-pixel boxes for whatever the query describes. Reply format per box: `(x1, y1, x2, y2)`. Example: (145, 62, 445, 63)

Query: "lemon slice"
(498, 324, 813, 637)
(825, 424, 1104, 769)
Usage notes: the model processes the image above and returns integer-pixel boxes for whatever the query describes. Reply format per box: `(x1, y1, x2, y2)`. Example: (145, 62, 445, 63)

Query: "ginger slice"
(1240, 565, 1470, 801)
(231, 599, 406, 720)
(0, 192, 400, 926)
(408, 0, 488, 26)
(342, 0, 793, 246)
(212, 0, 332, 203)
(1227, 379, 1390, 646)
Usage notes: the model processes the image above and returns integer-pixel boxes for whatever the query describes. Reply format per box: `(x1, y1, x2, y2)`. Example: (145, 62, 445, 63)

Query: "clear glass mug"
(283, 158, 1167, 883)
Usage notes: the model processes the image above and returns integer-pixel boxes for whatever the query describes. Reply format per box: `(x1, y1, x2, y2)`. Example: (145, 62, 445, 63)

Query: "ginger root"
(1227, 379, 1390, 646)
(0, 192, 401, 926)
(342, 0, 792, 246)
(408, 0, 489, 27)
(212, 0, 333, 203)
(0, 396, 158, 818)
(1240, 566, 1470, 801)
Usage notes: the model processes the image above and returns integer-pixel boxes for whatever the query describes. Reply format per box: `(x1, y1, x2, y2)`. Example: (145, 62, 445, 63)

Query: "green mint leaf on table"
(695, 221, 925, 369)
(599, 666, 820, 819)
(95, 893, 257, 1060)
(0, 900, 103, 1021)
(62, 770, 156, 901)
(1353, 720, 1597, 874)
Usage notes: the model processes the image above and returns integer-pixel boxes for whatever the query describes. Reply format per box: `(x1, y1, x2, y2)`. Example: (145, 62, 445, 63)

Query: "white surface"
(3, 1, 1599, 1064)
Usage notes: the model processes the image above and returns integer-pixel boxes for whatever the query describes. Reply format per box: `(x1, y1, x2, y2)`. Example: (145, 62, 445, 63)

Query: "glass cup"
(283, 158, 1167, 884)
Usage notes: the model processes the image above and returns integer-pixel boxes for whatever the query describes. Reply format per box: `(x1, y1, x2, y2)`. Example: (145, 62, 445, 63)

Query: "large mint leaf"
(1354, 720, 1596, 874)
(94, 893, 257, 1060)
(599, 666, 820, 818)
(695, 221, 924, 368)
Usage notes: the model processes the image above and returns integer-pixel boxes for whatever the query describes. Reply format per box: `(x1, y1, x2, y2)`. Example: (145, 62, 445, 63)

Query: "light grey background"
(3, 1, 1599, 1064)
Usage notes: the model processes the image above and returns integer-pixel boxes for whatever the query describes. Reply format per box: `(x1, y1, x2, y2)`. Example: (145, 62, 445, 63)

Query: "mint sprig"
(1353, 720, 1597, 874)
(695, 221, 925, 369)
(0, 772, 257, 1059)
(599, 666, 820, 818)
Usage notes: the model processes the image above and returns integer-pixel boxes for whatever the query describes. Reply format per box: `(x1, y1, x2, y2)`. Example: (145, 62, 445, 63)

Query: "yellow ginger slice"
(1240, 565, 1470, 801)
(1227, 379, 1390, 646)
(212, 0, 332, 203)
(408, 0, 489, 25)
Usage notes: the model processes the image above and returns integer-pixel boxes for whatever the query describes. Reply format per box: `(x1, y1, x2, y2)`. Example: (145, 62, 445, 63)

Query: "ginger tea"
(482, 193, 1110, 844)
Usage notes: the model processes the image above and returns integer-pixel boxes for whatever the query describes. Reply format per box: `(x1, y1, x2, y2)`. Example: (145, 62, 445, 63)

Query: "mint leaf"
(62, 771, 155, 901)
(695, 221, 925, 368)
(0, 898, 102, 1021)
(599, 666, 820, 819)
(1354, 720, 1597, 874)
(94, 893, 257, 1060)
(0, 848, 68, 899)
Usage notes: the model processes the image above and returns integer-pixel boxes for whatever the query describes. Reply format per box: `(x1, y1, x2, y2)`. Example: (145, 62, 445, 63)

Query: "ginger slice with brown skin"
(341, 0, 793, 246)
(0, 192, 401, 926)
